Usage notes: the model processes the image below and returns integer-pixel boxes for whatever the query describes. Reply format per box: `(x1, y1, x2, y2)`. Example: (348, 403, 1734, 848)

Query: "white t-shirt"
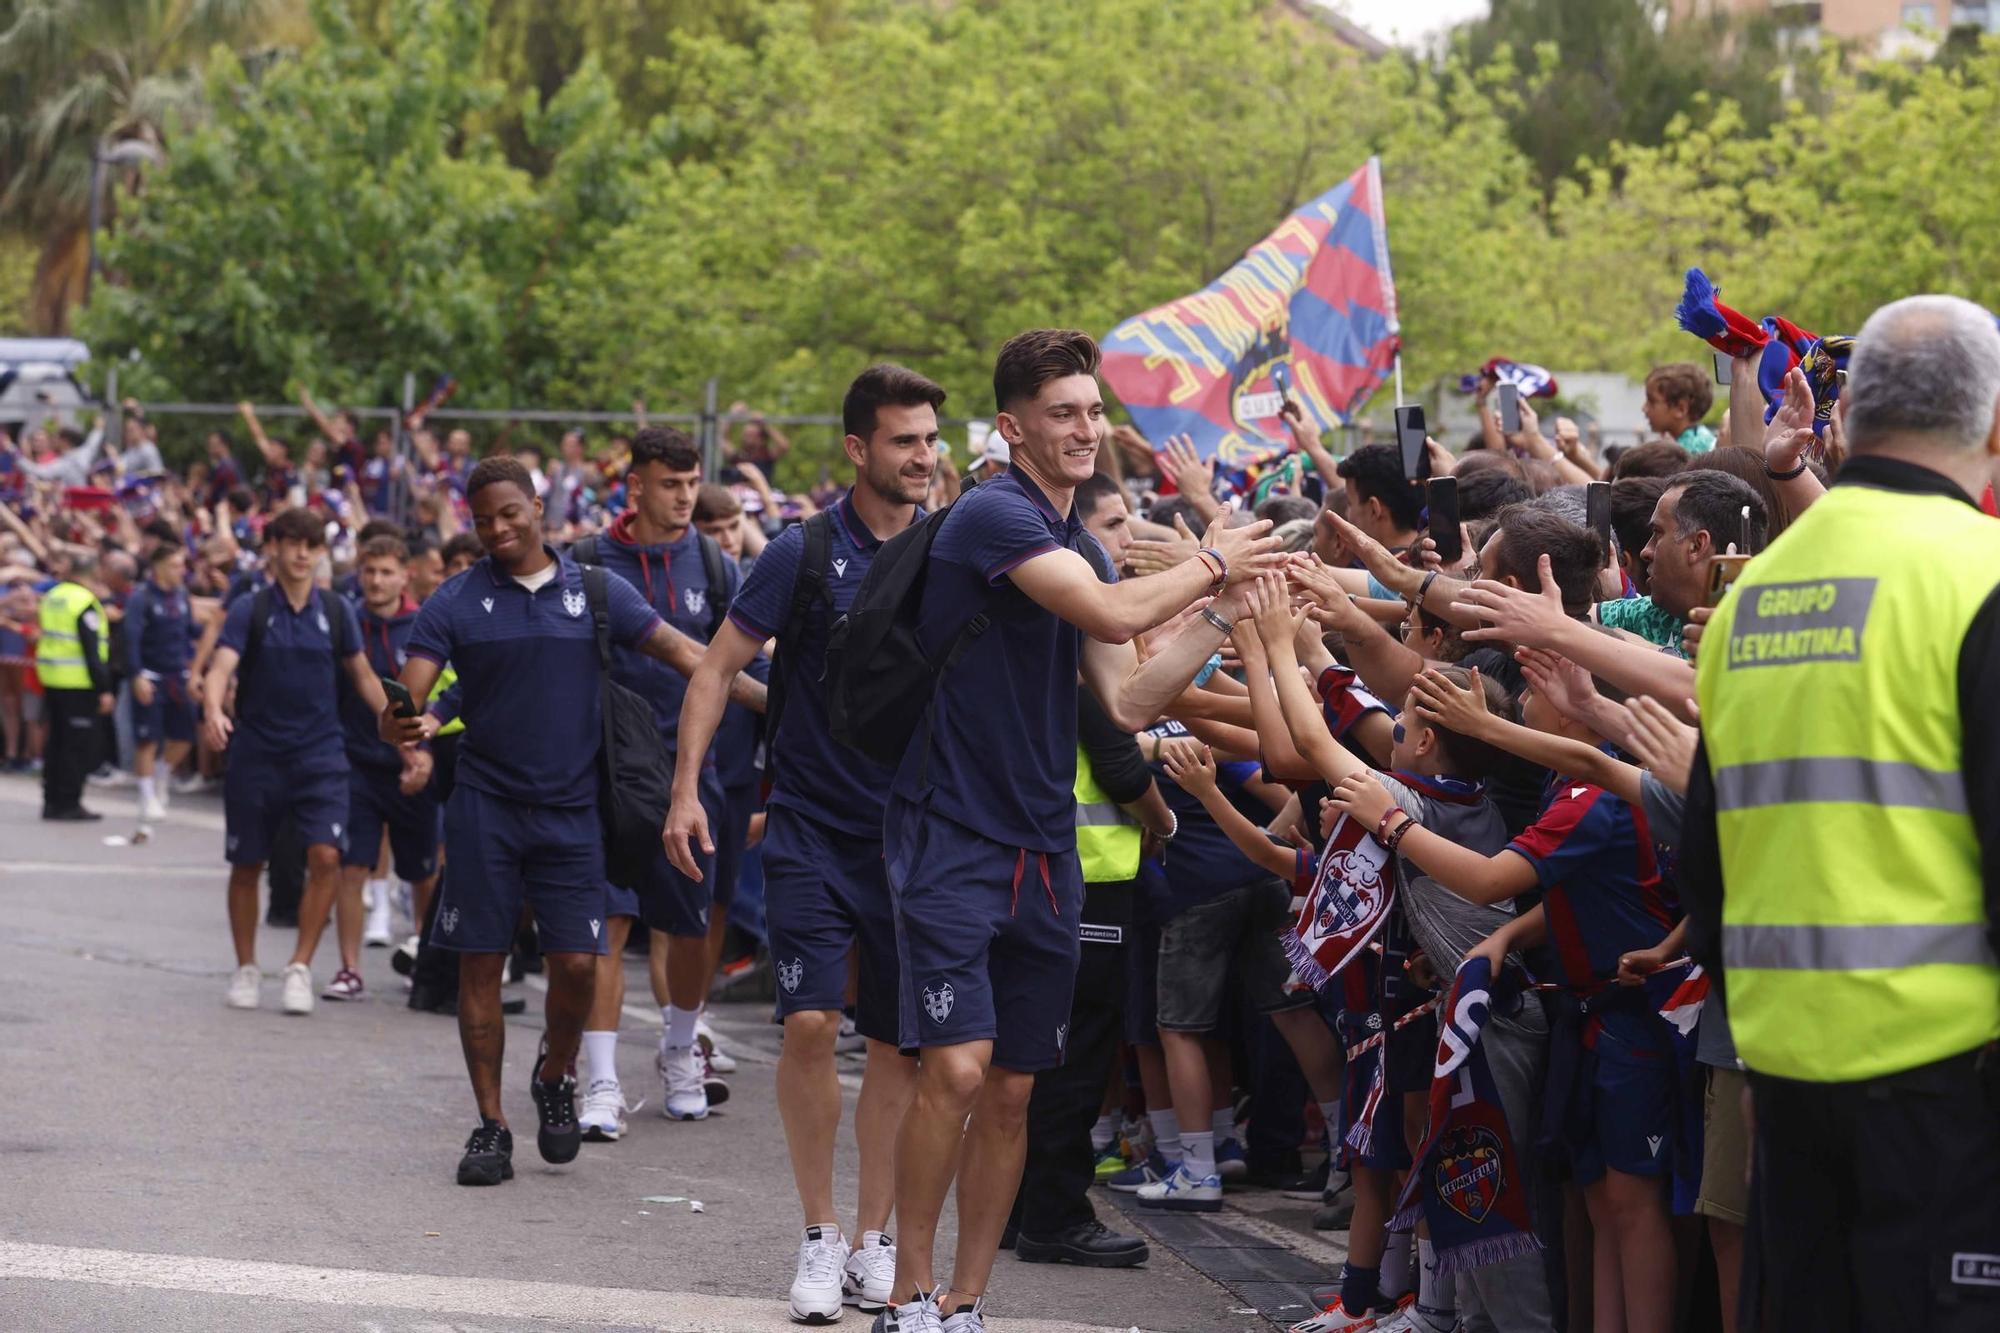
(512, 563, 558, 594)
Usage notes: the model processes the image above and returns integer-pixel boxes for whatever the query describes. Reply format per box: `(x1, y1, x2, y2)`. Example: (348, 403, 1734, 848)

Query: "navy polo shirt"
(892, 466, 1089, 854)
(219, 587, 360, 777)
(406, 548, 660, 808)
(341, 602, 418, 771)
(125, 579, 195, 678)
(593, 519, 742, 758)
(729, 496, 908, 836)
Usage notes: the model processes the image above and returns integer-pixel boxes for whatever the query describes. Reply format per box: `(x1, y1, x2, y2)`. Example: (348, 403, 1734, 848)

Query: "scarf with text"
(1284, 808, 1393, 993)
(1392, 957, 1541, 1275)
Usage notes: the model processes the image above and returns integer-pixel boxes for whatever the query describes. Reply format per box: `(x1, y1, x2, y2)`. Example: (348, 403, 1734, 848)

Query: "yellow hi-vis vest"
(430, 662, 464, 737)
(1697, 481, 2000, 1082)
(1075, 743, 1141, 884)
(35, 581, 105, 690)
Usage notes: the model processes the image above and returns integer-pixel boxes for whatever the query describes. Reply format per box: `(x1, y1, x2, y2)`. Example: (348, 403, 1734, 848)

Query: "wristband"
(1160, 810, 1178, 842)
(1766, 457, 1808, 481)
(1196, 547, 1227, 589)
(1375, 805, 1409, 844)
(1192, 651, 1224, 687)
(1409, 569, 1439, 612)
(1385, 813, 1418, 855)
(1199, 606, 1233, 635)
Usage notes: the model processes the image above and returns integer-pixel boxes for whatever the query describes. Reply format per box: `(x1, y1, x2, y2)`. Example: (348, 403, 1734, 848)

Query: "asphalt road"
(0, 773, 1346, 1332)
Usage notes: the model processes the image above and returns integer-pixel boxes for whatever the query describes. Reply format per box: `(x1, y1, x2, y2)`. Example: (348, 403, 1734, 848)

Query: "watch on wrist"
(1200, 605, 1233, 634)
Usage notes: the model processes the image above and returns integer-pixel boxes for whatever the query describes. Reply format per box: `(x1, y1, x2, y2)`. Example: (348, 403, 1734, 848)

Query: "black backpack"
(571, 532, 730, 640)
(581, 566, 675, 895)
(823, 481, 987, 768)
(758, 511, 833, 788)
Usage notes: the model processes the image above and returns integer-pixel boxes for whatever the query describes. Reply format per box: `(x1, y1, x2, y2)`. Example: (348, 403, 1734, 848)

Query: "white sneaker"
(657, 1041, 709, 1120)
(874, 1291, 944, 1333)
(790, 1225, 848, 1324)
(695, 1015, 738, 1073)
(280, 963, 314, 1015)
(1290, 1299, 1388, 1333)
(363, 892, 394, 947)
(1135, 1160, 1223, 1212)
(139, 793, 166, 822)
(842, 1231, 895, 1312)
(1370, 1303, 1455, 1333)
(835, 1014, 866, 1054)
(226, 965, 261, 1010)
(939, 1297, 984, 1333)
(579, 1078, 640, 1141)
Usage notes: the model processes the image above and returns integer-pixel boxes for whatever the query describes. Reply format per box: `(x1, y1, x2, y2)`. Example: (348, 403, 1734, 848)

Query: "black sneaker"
(457, 1119, 513, 1186)
(1280, 1156, 1332, 1200)
(1015, 1218, 1150, 1268)
(530, 1074, 581, 1164)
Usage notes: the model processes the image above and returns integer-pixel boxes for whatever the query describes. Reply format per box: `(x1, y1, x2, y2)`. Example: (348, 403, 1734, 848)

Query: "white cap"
(977, 434, 1011, 469)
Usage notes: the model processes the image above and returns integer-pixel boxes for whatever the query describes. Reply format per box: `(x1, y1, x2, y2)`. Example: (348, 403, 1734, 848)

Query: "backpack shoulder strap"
(697, 532, 729, 638)
(788, 511, 834, 639)
(581, 564, 612, 674)
(325, 592, 352, 661)
(243, 585, 271, 680)
(572, 535, 599, 566)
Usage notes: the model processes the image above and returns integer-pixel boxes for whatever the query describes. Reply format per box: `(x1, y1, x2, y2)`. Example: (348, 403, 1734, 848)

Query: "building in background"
(1673, 0, 2000, 56)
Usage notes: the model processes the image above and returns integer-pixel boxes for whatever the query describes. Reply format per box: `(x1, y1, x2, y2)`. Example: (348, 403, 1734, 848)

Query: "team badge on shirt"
(684, 588, 706, 616)
(778, 958, 804, 994)
(562, 589, 587, 618)
(923, 981, 955, 1024)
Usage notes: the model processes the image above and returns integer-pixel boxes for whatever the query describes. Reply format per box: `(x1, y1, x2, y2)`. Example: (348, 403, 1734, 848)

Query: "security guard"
(36, 555, 114, 821)
(1003, 690, 1173, 1268)
(1686, 295, 2000, 1333)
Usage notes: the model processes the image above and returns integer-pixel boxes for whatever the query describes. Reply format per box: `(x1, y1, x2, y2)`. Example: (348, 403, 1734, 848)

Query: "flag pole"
(1394, 353, 1405, 407)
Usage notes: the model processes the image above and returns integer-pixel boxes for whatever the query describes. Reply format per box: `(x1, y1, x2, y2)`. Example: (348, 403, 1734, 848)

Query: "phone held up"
(1426, 476, 1462, 566)
(1713, 351, 1733, 386)
(1496, 382, 1522, 434)
(1272, 362, 1293, 406)
(1395, 405, 1429, 482)
(1586, 480, 1613, 557)
(380, 676, 419, 719)
(1706, 503, 1757, 606)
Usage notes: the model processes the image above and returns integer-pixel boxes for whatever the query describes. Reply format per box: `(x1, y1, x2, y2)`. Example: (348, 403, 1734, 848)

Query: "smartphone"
(1713, 351, 1733, 385)
(1394, 405, 1429, 481)
(1272, 362, 1293, 404)
(1586, 480, 1613, 558)
(380, 676, 418, 719)
(1497, 382, 1522, 434)
(1426, 476, 1462, 565)
(1707, 554, 1751, 606)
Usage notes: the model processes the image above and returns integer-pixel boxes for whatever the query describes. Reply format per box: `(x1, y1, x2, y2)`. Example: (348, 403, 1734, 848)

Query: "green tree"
(0, 0, 294, 333)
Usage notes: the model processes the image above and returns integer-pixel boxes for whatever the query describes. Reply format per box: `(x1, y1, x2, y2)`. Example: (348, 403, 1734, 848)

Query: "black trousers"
(1747, 1047, 2000, 1333)
(265, 813, 305, 921)
(1011, 880, 1132, 1238)
(411, 736, 461, 999)
(41, 688, 101, 813)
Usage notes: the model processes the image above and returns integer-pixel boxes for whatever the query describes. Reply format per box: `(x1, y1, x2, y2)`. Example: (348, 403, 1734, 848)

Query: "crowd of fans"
(8, 296, 1992, 1333)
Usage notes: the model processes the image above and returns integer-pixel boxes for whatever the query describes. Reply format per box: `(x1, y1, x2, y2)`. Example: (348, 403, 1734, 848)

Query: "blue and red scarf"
(1392, 958, 1541, 1275)
(1673, 267, 1853, 438)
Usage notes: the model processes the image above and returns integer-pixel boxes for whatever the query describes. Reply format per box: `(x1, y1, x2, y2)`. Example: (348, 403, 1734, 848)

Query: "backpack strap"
(571, 535, 599, 567)
(696, 532, 729, 639)
(786, 512, 834, 647)
(581, 565, 613, 674)
(241, 585, 272, 682)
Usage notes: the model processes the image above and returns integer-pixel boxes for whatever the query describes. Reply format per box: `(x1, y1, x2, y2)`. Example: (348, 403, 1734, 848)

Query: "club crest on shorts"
(1434, 1125, 1505, 1224)
(778, 958, 804, 993)
(562, 588, 587, 618)
(684, 588, 706, 617)
(923, 981, 955, 1024)
(439, 907, 460, 935)
(1055, 1021, 1068, 1053)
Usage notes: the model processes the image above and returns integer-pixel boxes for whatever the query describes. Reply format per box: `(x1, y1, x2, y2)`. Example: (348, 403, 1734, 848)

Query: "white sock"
(1319, 1100, 1342, 1145)
(581, 1030, 618, 1086)
(1381, 1229, 1415, 1299)
(1148, 1109, 1181, 1155)
(1179, 1130, 1217, 1179)
(1211, 1105, 1238, 1143)
(664, 1004, 699, 1050)
(137, 775, 156, 808)
(1417, 1237, 1453, 1318)
(1091, 1113, 1118, 1153)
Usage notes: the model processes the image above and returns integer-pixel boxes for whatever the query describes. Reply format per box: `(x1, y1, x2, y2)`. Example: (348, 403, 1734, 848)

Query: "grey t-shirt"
(1635, 771, 1739, 1065)
(1378, 772, 1516, 971)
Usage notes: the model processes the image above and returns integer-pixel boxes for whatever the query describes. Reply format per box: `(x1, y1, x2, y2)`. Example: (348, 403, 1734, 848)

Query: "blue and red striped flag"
(1100, 157, 1399, 467)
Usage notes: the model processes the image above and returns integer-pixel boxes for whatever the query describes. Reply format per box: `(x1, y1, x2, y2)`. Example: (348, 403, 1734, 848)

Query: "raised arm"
(1258, 584, 1369, 788)
(1408, 665, 1642, 806)
(637, 619, 766, 712)
(1232, 601, 1318, 782)
(1281, 399, 1344, 488)
(1327, 769, 1541, 907)
(1009, 513, 1282, 647)
(1162, 739, 1298, 882)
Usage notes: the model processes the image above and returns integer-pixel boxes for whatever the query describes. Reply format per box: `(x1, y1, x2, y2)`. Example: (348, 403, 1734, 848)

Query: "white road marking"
(0, 861, 217, 877)
(0, 1240, 1131, 1332)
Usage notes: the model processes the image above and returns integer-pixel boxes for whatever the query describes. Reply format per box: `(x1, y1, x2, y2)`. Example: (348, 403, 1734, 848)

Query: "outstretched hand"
(1409, 666, 1493, 737)
(1455, 553, 1570, 649)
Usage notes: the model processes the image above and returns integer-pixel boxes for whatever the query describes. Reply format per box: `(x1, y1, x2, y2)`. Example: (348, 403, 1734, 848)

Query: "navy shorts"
(605, 877, 641, 921)
(1123, 917, 1161, 1048)
(616, 765, 720, 938)
(134, 673, 196, 745)
(762, 804, 900, 1043)
(434, 785, 609, 956)
(884, 796, 1084, 1074)
(224, 762, 347, 866)
(712, 780, 760, 913)
(341, 766, 441, 881)
(1571, 1023, 1675, 1184)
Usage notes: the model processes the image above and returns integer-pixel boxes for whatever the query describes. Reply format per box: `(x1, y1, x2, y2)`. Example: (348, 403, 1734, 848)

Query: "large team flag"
(1100, 157, 1400, 467)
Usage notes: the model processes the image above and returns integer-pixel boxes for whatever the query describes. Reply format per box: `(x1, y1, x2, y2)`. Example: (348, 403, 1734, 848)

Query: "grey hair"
(1529, 484, 1588, 529)
(1847, 295, 2000, 452)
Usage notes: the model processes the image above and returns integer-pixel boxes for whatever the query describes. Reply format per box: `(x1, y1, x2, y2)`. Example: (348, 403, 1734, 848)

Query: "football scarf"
(1392, 958, 1540, 1275)
(1284, 809, 1393, 993)
(1457, 357, 1559, 399)
(1673, 267, 1853, 437)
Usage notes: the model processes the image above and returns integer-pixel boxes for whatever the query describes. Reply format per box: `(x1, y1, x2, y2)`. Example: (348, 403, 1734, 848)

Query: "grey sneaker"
(871, 1290, 944, 1333)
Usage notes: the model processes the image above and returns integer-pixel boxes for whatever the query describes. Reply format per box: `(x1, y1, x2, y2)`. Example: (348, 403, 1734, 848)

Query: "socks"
(1091, 1113, 1118, 1153)
(1380, 1228, 1415, 1301)
(136, 775, 156, 809)
(1318, 1100, 1341, 1144)
(1211, 1105, 1239, 1143)
(664, 1004, 699, 1050)
(1338, 1262, 1380, 1316)
(1179, 1130, 1217, 1178)
(1416, 1237, 1455, 1322)
(581, 1030, 618, 1087)
(1148, 1108, 1181, 1157)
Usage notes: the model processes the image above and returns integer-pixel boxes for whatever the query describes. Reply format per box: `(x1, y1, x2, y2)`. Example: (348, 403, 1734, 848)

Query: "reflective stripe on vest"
(1074, 744, 1141, 884)
(35, 582, 103, 690)
(1697, 483, 2000, 1082)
